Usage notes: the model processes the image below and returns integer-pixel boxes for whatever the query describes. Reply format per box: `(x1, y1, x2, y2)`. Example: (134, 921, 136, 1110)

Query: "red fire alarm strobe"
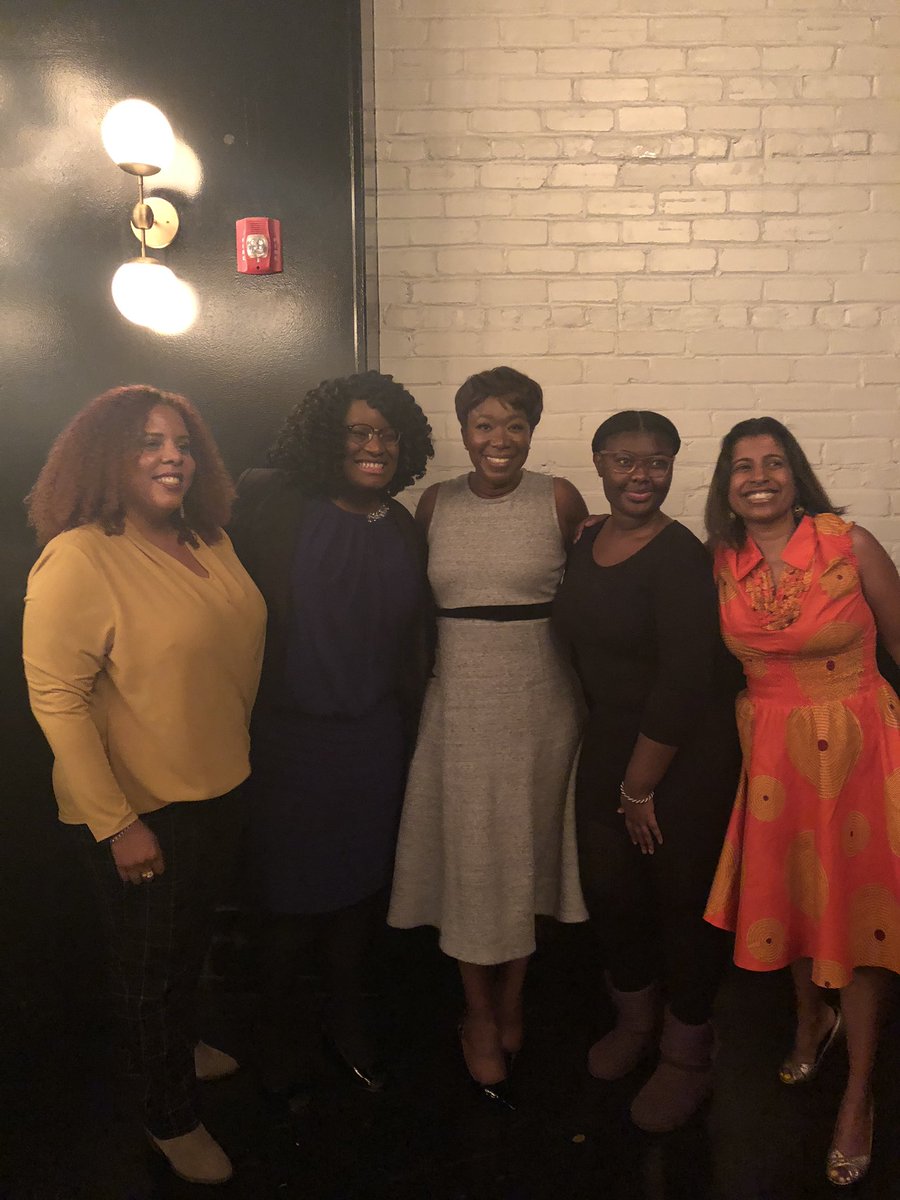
(236, 217, 283, 274)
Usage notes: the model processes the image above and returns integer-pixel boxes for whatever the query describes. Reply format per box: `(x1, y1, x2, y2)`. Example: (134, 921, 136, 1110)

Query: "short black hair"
(591, 410, 681, 455)
(267, 371, 433, 497)
(704, 416, 844, 549)
(454, 366, 543, 430)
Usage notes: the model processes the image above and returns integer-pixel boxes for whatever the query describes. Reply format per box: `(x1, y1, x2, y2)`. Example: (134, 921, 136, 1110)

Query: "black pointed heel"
(473, 1076, 516, 1110)
(321, 1029, 389, 1093)
(458, 1023, 516, 1111)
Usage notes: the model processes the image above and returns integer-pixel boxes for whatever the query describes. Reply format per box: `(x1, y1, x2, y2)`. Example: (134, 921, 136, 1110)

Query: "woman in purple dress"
(230, 372, 433, 1096)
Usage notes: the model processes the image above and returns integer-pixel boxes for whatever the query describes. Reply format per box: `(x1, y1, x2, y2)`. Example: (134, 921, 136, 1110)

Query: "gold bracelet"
(109, 821, 137, 844)
(619, 782, 654, 806)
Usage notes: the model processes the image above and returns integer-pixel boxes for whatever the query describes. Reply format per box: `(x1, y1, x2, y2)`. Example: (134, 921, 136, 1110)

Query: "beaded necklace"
(743, 558, 813, 631)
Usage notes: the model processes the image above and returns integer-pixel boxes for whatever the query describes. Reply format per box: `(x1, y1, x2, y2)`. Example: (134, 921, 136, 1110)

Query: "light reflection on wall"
(148, 278, 199, 335)
(154, 140, 203, 198)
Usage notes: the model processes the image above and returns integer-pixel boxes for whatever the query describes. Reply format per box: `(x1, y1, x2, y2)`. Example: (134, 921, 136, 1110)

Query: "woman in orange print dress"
(703, 417, 900, 1188)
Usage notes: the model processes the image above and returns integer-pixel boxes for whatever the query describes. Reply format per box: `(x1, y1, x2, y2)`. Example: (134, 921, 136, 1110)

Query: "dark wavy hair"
(591, 410, 681, 455)
(267, 371, 433, 497)
(26, 385, 234, 547)
(705, 416, 844, 550)
(454, 366, 543, 430)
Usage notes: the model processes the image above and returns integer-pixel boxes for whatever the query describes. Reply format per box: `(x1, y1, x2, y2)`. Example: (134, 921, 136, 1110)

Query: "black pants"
(576, 716, 737, 1026)
(77, 790, 245, 1138)
(577, 814, 731, 1025)
(258, 889, 387, 1046)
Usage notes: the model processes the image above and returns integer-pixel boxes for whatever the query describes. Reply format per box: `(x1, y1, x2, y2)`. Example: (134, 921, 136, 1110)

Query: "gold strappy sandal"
(826, 1099, 873, 1189)
(779, 1007, 842, 1085)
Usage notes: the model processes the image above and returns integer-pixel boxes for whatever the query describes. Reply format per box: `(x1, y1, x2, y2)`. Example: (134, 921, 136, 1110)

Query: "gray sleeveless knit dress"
(388, 470, 587, 964)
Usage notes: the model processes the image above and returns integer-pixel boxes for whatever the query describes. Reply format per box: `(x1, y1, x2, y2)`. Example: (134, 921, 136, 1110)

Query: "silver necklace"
(366, 502, 390, 524)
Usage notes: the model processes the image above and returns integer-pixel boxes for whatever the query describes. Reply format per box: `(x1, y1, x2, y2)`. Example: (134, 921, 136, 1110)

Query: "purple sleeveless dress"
(249, 498, 421, 914)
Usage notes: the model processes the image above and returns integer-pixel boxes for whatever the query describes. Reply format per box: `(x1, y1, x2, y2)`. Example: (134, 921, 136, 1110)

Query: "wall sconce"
(102, 99, 195, 333)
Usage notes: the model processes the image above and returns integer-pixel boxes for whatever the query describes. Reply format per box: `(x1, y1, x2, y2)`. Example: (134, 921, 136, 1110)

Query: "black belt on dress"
(437, 602, 554, 622)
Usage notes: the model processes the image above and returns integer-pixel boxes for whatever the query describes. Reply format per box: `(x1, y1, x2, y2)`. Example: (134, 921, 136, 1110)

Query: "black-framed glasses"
(346, 423, 401, 447)
(596, 451, 675, 479)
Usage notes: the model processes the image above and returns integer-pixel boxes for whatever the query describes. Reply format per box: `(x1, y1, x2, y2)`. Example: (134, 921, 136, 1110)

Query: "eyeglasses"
(596, 451, 675, 479)
(346, 423, 401, 448)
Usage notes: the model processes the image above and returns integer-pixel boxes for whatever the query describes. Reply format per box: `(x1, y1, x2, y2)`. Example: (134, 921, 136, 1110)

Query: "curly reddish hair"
(26, 385, 235, 547)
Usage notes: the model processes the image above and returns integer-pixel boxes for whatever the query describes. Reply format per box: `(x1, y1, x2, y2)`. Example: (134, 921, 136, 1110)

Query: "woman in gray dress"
(388, 366, 588, 1104)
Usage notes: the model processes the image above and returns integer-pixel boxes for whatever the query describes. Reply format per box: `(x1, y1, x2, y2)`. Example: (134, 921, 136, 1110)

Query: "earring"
(792, 504, 804, 518)
(728, 510, 737, 522)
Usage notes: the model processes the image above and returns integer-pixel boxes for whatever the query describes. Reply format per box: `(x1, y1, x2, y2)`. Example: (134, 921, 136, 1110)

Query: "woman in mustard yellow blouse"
(23, 385, 265, 1186)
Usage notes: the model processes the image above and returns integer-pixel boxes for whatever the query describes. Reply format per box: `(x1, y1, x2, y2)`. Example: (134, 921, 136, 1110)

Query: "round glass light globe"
(101, 99, 175, 172)
(111, 259, 180, 328)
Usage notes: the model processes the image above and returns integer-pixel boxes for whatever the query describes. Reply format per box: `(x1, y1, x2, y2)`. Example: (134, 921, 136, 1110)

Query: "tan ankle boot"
(150, 1123, 233, 1184)
(587, 978, 658, 1081)
(630, 1009, 715, 1133)
(194, 1040, 239, 1082)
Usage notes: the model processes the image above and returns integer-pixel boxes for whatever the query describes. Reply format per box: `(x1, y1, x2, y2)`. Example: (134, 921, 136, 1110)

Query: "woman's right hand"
(110, 819, 165, 885)
(618, 796, 664, 856)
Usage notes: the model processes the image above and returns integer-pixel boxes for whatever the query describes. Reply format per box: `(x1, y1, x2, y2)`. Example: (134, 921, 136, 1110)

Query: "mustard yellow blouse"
(23, 521, 266, 840)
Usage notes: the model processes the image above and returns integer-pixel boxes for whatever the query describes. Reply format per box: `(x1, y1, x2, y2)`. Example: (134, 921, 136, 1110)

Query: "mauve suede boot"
(629, 1008, 715, 1133)
(194, 1041, 239, 1082)
(587, 977, 659, 1081)
(149, 1123, 233, 1185)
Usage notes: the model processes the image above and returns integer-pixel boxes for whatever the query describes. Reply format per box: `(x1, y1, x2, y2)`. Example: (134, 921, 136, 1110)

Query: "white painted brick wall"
(374, 0, 900, 560)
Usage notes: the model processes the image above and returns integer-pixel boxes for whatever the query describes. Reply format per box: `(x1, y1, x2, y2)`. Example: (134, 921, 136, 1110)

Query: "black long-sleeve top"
(552, 520, 739, 749)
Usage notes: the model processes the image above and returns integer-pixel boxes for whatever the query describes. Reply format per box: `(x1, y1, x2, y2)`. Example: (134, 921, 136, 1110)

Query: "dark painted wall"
(0, 0, 371, 1014)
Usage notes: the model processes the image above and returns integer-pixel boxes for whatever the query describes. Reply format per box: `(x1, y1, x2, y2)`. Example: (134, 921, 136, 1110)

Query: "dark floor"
(2, 918, 899, 1200)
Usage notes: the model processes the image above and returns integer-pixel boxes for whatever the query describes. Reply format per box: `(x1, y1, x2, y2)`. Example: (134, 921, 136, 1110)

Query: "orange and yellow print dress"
(704, 513, 900, 988)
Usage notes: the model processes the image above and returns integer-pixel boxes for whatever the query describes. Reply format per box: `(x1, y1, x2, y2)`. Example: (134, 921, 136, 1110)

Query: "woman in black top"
(553, 410, 740, 1133)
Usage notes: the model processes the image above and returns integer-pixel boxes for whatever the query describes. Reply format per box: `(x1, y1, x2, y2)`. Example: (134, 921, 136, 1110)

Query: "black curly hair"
(267, 371, 434, 498)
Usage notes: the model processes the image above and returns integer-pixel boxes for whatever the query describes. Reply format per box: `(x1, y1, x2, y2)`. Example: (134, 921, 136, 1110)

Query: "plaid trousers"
(77, 789, 245, 1138)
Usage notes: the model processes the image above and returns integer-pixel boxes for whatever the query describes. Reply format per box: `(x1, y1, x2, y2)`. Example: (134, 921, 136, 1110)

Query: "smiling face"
(122, 404, 195, 528)
(593, 430, 675, 524)
(340, 398, 400, 496)
(462, 396, 532, 496)
(727, 434, 797, 530)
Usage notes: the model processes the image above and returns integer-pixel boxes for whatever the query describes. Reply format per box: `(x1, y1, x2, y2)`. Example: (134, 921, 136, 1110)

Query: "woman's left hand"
(573, 514, 605, 543)
(618, 796, 663, 855)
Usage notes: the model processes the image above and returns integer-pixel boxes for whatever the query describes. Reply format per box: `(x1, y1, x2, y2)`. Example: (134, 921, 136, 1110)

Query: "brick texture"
(375, 0, 900, 557)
